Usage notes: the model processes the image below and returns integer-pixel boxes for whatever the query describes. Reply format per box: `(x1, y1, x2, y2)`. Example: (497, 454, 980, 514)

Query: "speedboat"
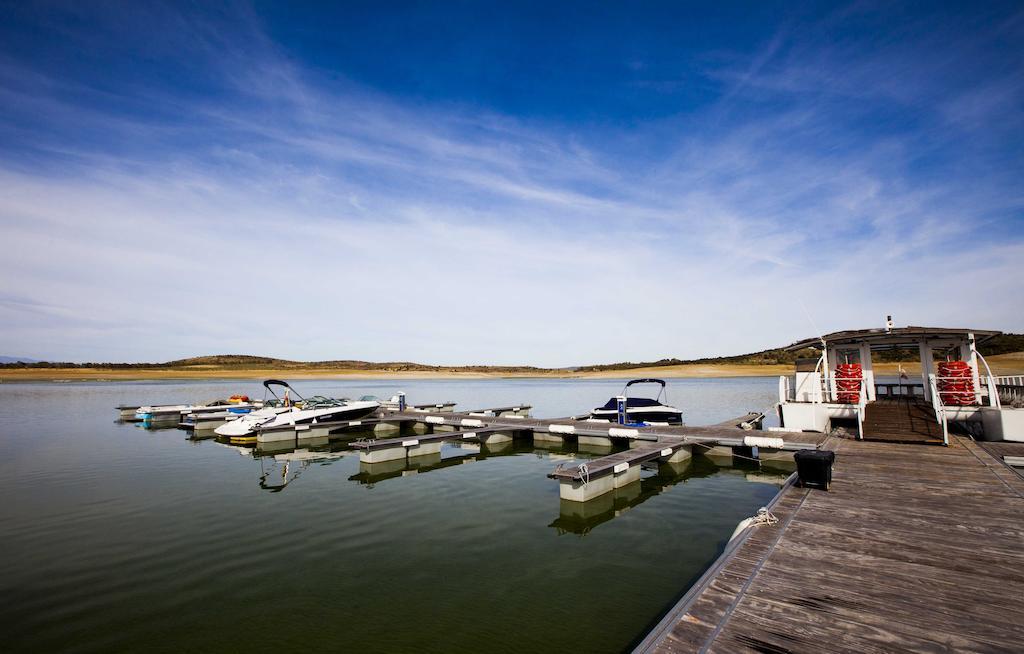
(215, 380, 379, 438)
(589, 379, 683, 426)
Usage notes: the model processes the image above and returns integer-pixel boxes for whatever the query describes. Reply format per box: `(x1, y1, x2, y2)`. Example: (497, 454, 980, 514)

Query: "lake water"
(0, 377, 791, 653)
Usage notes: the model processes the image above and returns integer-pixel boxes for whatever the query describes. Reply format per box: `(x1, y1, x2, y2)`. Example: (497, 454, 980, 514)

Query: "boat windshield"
(302, 395, 348, 408)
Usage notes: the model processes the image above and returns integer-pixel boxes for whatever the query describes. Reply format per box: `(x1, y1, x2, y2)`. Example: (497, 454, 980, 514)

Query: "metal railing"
(928, 374, 950, 446)
(975, 353, 1000, 409)
(778, 375, 793, 403)
(820, 375, 865, 404)
(990, 376, 1024, 406)
(874, 383, 924, 398)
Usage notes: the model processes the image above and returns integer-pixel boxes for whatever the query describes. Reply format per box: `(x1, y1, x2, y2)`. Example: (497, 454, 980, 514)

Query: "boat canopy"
(785, 326, 1001, 352)
(621, 378, 669, 402)
(625, 378, 667, 387)
(262, 379, 305, 401)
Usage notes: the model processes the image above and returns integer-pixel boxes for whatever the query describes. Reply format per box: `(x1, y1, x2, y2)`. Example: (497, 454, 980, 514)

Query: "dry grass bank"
(3, 352, 1023, 382)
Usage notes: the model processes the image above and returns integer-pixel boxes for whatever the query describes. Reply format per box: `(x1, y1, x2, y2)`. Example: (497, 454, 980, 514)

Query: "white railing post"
(856, 381, 867, 440)
(929, 374, 949, 446)
(975, 352, 1001, 409)
(986, 376, 999, 408)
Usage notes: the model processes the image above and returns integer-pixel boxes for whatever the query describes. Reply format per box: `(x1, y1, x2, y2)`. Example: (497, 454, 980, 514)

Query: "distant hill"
(0, 356, 38, 364)
(1, 334, 1021, 372)
(0, 353, 555, 373)
(574, 333, 1024, 372)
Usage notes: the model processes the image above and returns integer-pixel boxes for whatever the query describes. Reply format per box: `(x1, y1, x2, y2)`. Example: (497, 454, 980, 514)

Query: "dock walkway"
(636, 436, 1024, 653)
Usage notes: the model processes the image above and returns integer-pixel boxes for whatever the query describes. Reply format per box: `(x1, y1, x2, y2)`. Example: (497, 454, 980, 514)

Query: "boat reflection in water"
(550, 455, 795, 536)
(258, 447, 347, 492)
(213, 435, 350, 492)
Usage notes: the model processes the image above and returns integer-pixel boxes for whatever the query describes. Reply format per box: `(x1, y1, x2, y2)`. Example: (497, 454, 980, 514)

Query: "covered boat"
(590, 379, 683, 426)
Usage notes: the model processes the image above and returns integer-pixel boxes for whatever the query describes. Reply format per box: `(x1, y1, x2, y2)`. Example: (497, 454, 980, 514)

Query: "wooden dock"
(635, 435, 1024, 653)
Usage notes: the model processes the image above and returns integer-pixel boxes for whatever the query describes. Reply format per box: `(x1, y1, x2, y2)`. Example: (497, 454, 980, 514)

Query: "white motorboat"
(215, 380, 379, 438)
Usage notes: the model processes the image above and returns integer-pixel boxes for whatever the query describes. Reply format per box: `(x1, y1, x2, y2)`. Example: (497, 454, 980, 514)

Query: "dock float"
(633, 435, 1024, 653)
(350, 427, 510, 462)
(255, 417, 418, 443)
(370, 408, 819, 501)
(548, 426, 820, 502)
(464, 405, 533, 417)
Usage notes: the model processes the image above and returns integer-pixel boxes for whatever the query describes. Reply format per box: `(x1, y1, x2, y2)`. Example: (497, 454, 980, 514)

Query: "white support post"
(964, 333, 982, 405)
(825, 346, 838, 402)
(859, 341, 875, 401)
(919, 341, 934, 402)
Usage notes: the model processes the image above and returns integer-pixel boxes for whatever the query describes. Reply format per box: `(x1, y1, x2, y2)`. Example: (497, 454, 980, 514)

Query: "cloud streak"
(0, 2, 1021, 364)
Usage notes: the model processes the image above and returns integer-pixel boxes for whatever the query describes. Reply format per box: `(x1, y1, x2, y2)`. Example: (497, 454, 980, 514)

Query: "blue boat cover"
(598, 397, 663, 410)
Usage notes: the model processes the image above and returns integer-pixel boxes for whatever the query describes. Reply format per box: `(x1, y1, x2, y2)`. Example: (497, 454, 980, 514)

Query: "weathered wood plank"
(641, 435, 1024, 653)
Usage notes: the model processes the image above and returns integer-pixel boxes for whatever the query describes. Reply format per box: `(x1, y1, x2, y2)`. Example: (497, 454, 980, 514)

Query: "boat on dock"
(136, 401, 257, 426)
(775, 319, 1023, 443)
(589, 379, 683, 425)
(119, 395, 256, 423)
(179, 410, 250, 433)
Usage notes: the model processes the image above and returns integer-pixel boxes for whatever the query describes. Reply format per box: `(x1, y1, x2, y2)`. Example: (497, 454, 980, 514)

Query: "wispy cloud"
(0, 2, 1021, 363)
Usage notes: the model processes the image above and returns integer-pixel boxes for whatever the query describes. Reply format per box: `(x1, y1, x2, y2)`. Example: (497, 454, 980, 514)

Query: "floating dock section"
(351, 408, 820, 501)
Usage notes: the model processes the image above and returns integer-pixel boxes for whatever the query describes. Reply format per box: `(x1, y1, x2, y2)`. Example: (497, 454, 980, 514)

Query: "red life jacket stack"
(937, 361, 975, 405)
(835, 363, 863, 404)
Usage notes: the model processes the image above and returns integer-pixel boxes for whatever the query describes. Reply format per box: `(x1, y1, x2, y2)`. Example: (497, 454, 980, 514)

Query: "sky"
(0, 1, 1022, 365)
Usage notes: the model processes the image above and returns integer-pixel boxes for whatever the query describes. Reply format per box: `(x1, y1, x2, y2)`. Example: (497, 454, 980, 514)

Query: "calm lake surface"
(0, 377, 791, 653)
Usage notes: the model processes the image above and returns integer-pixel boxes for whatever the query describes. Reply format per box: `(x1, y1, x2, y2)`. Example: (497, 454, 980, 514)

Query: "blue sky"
(0, 1, 1022, 365)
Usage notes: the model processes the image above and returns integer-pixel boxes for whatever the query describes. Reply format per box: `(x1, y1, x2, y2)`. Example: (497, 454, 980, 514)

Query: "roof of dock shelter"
(784, 326, 1001, 351)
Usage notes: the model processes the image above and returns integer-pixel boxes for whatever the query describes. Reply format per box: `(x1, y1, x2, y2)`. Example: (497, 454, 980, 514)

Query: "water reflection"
(258, 447, 347, 492)
(550, 455, 794, 536)
(349, 440, 538, 486)
(204, 428, 794, 536)
(209, 435, 351, 492)
(145, 410, 795, 531)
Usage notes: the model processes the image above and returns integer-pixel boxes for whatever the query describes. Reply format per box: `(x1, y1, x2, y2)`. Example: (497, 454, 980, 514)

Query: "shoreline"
(3, 353, 1022, 382)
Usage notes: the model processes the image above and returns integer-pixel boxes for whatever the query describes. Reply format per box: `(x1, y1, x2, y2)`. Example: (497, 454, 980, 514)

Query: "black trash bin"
(794, 449, 835, 490)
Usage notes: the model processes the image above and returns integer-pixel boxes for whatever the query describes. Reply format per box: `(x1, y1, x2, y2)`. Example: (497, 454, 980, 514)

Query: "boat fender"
(730, 517, 756, 542)
(729, 507, 779, 542)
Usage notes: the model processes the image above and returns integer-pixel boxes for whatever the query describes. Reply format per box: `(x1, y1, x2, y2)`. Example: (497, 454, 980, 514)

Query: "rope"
(749, 507, 778, 527)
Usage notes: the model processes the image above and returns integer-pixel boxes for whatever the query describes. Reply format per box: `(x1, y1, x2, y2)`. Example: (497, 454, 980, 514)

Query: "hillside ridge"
(3, 333, 1022, 372)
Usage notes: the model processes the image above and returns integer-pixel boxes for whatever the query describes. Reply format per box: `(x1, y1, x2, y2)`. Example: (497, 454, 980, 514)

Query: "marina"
(93, 323, 1024, 653)
(4, 3, 1022, 651)
(1, 377, 794, 653)
(4, 325, 1024, 652)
